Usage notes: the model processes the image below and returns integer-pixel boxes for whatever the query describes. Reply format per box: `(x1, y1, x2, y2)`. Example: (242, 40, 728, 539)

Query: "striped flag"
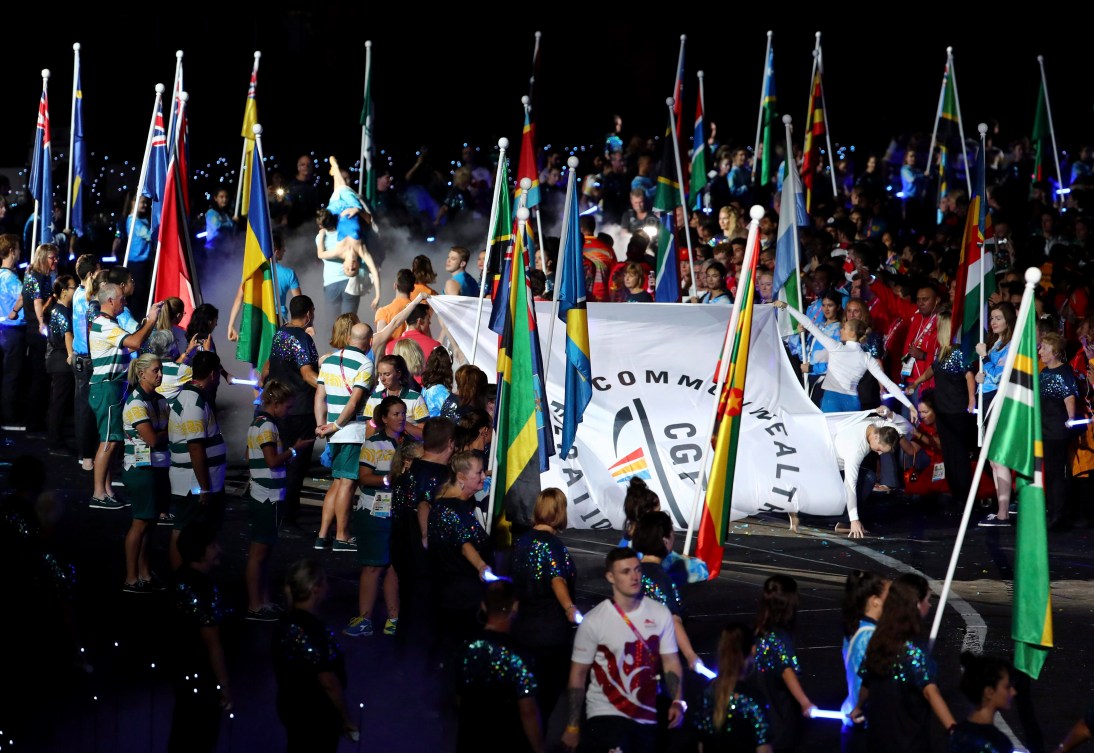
(759, 47, 778, 187)
(773, 155, 807, 304)
(801, 68, 825, 213)
(653, 111, 680, 214)
(935, 61, 959, 220)
(143, 98, 169, 243)
(987, 287, 1052, 679)
(515, 110, 540, 208)
(494, 216, 554, 540)
(29, 83, 53, 246)
(70, 64, 87, 236)
(689, 91, 707, 210)
(152, 100, 198, 324)
(654, 212, 680, 303)
(238, 58, 259, 217)
(235, 139, 278, 369)
(556, 168, 592, 458)
(487, 156, 514, 335)
(696, 230, 761, 578)
(952, 148, 996, 358)
(359, 43, 376, 208)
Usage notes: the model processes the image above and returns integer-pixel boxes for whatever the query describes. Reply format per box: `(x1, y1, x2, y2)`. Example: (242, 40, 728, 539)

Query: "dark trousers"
(24, 335, 47, 430)
(935, 411, 975, 502)
(73, 356, 96, 459)
(1044, 437, 1071, 525)
(0, 326, 24, 425)
(47, 368, 74, 447)
(279, 413, 316, 521)
(580, 716, 656, 753)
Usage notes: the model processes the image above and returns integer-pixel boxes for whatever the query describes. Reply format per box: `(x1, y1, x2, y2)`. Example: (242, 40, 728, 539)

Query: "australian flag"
(28, 85, 53, 245)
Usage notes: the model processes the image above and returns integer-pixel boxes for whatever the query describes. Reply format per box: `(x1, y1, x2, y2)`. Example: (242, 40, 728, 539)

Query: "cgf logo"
(611, 398, 688, 528)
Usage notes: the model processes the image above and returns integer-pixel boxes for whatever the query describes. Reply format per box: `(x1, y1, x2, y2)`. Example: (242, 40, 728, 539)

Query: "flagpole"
(124, 85, 165, 268)
(752, 31, 773, 184)
(254, 123, 283, 328)
(470, 137, 509, 367)
(946, 48, 973, 196)
(545, 157, 578, 381)
(976, 122, 987, 447)
(783, 116, 810, 390)
(234, 51, 260, 221)
(667, 98, 698, 296)
(1036, 56, 1064, 200)
(814, 36, 839, 198)
(31, 69, 51, 254)
(683, 206, 765, 557)
(359, 40, 372, 195)
(522, 96, 547, 261)
(174, 92, 202, 307)
(167, 51, 183, 145)
(66, 43, 80, 235)
(929, 266, 1041, 648)
(528, 31, 541, 101)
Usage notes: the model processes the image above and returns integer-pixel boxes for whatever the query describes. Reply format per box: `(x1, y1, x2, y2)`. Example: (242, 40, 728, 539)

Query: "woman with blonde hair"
(121, 353, 170, 593)
(393, 338, 425, 384)
(22, 243, 59, 430)
(512, 488, 578, 721)
(155, 297, 189, 359)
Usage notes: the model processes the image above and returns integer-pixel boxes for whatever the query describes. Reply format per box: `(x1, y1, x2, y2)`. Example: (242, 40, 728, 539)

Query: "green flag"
(1032, 82, 1050, 183)
(759, 47, 777, 187)
(987, 292, 1053, 679)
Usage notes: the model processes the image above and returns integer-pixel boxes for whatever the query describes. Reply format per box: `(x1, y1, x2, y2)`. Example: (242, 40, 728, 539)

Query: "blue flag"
(143, 97, 169, 241)
(772, 160, 807, 299)
(70, 67, 86, 237)
(28, 86, 53, 246)
(556, 173, 592, 458)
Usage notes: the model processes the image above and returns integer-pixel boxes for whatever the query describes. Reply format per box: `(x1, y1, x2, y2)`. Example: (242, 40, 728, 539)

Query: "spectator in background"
(123, 196, 153, 314)
(375, 269, 416, 340)
(385, 304, 440, 358)
(420, 347, 454, 418)
(203, 188, 237, 259)
(443, 246, 479, 297)
(411, 254, 439, 299)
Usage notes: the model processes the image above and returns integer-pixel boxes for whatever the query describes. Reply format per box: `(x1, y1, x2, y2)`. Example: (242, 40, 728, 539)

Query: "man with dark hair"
(263, 295, 319, 524)
(390, 417, 455, 653)
(375, 269, 415, 339)
(167, 352, 226, 568)
(443, 246, 479, 297)
(384, 303, 441, 357)
(168, 521, 229, 753)
(563, 547, 683, 753)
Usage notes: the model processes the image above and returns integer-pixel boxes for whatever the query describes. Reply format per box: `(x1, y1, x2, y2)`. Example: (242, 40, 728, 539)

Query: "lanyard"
(911, 313, 937, 349)
(612, 600, 660, 676)
(337, 349, 349, 388)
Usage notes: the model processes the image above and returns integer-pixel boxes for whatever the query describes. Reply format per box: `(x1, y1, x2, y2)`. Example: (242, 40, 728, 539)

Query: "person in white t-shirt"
(563, 547, 684, 753)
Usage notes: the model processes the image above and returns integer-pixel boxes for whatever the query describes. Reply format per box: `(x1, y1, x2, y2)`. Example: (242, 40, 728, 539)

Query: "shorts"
(89, 381, 125, 442)
(354, 509, 392, 567)
(247, 495, 281, 546)
(123, 465, 169, 520)
(172, 490, 226, 532)
(330, 442, 362, 480)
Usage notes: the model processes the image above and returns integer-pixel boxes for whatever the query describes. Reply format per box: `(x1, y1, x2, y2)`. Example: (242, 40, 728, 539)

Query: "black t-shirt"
(22, 269, 50, 337)
(1040, 364, 1080, 441)
(511, 529, 576, 649)
(949, 720, 1014, 753)
(391, 458, 450, 579)
(267, 326, 318, 416)
(272, 609, 346, 730)
(931, 349, 975, 414)
(456, 630, 537, 753)
(859, 641, 936, 753)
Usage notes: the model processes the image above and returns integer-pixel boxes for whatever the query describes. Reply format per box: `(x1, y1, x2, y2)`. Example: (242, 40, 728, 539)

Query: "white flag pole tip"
(978, 123, 988, 135)
(521, 95, 530, 106)
(365, 40, 372, 49)
(1036, 54, 1044, 63)
(519, 178, 532, 191)
(1026, 267, 1042, 285)
(175, 50, 184, 59)
(253, 124, 263, 136)
(782, 114, 793, 125)
(516, 206, 530, 221)
(155, 83, 166, 94)
(42, 69, 51, 79)
(498, 137, 509, 150)
(750, 205, 766, 221)
(179, 91, 189, 102)
(567, 156, 579, 169)
(73, 42, 81, 51)
(254, 51, 261, 60)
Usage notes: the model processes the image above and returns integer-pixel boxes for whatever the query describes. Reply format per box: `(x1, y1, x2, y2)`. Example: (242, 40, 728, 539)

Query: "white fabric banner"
(431, 297, 846, 531)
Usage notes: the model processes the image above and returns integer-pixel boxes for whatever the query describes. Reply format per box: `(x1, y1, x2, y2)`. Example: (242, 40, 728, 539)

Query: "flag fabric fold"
(689, 94, 707, 210)
(152, 103, 198, 323)
(653, 112, 681, 215)
(494, 217, 554, 539)
(759, 48, 778, 187)
(952, 147, 996, 358)
(654, 212, 680, 303)
(773, 158, 806, 302)
(29, 84, 53, 246)
(986, 295, 1052, 679)
(487, 157, 514, 335)
(1032, 81, 1050, 184)
(70, 67, 87, 236)
(235, 141, 278, 370)
(556, 173, 592, 459)
(801, 68, 825, 213)
(239, 61, 259, 217)
(696, 231, 761, 578)
(935, 62, 959, 219)
(515, 111, 540, 209)
(143, 99, 169, 242)
(359, 50, 376, 208)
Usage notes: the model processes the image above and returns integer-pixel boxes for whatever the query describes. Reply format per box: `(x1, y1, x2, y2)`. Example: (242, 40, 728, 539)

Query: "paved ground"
(3, 430, 1092, 753)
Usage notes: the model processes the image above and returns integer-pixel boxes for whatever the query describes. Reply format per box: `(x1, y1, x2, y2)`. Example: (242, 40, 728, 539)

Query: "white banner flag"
(431, 298, 846, 531)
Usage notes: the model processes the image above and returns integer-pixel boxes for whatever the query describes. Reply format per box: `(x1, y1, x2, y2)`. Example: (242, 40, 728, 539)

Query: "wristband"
(564, 725, 580, 734)
(672, 699, 687, 712)
(332, 419, 342, 430)
(290, 447, 298, 460)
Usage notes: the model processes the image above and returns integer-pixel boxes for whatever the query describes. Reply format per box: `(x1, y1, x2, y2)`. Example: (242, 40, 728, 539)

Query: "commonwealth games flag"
(987, 284, 1052, 679)
(696, 229, 760, 579)
(70, 64, 87, 236)
(952, 148, 996, 359)
(238, 58, 259, 217)
(494, 217, 554, 539)
(556, 170, 592, 459)
(235, 140, 278, 370)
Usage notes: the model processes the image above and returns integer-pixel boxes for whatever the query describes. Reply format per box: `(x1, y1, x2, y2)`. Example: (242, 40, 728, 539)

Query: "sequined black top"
(272, 609, 347, 729)
(456, 631, 537, 753)
(169, 566, 224, 686)
(859, 641, 937, 753)
(267, 326, 318, 415)
(391, 458, 450, 580)
(692, 688, 771, 751)
(428, 495, 490, 611)
(949, 720, 1014, 753)
(511, 529, 576, 648)
(1041, 365, 1080, 440)
(931, 348, 974, 414)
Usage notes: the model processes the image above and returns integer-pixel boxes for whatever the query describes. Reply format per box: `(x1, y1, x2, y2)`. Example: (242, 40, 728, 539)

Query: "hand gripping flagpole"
(544, 157, 579, 381)
(667, 98, 698, 296)
(124, 84, 165, 267)
(66, 43, 79, 235)
(929, 267, 1041, 648)
(234, 51, 261, 220)
(31, 69, 50, 254)
(751, 31, 773, 183)
(470, 137, 509, 367)
(1037, 56, 1065, 202)
(683, 206, 764, 556)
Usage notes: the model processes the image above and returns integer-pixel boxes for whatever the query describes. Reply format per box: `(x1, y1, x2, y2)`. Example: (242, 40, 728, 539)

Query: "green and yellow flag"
(238, 58, 259, 217)
(235, 140, 278, 370)
(1032, 81, 1051, 184)
(987, 283, 1053, 679)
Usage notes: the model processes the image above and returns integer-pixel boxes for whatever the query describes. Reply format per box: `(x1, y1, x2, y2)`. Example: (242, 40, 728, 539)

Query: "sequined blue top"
(511, 529, 577, 648)
(1040, 365, 1080, 440)
(642, 566, 684, 618)
(21, 270, 49, 334)
(49, 302, 71, 340)
(692, 688, 771, 749)
(755, 628, 801, 675)
(858, 641, 934, 688)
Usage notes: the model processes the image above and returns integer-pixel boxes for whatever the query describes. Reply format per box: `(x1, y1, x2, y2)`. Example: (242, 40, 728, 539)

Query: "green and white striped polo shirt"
(157, 360, 193, 401)
(317, 347, 373, 444)
(364, 385, 429, 424)
(247, 412, 286, 503)
(122, 385, 170, 471)
(89, 314, 130, 384)
(168, 384, 227, 495)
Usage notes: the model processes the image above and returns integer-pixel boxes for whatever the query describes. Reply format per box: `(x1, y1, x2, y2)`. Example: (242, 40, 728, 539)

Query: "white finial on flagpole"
(535, 31, 542, 40)
(947, 46, 953, 55)
(365, 40, 372, 49)
(767, 30, 773, 39)
(179, 91, 189, 102)
(750, 205, 765, 221)
(1037, 54, 1044, 63)
(815, 31, 821, 40)
(155, 83, 166, 94)
(73, 42, 81, 51)
(519, 178, 532, 191)
(521, 95, 530, 107)
(176, 50, 184, 60)
(498, 137, 509, 150)
(665, 97, 674, 108)
(978, 122, 988, 136)
(680, 34, 687, 42)
(782, 114, 792, 126)
(253, 124, 263, 137)
(1026, 267, 1042, 286)
(42, 69, 51, 80)
(567, 156, 579, 169)
(254, 51, 261, 60)
(517, 206, 530, 222)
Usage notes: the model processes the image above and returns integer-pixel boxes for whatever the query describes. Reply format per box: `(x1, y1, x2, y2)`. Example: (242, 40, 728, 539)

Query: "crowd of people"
(1, 112, 1094, 753)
